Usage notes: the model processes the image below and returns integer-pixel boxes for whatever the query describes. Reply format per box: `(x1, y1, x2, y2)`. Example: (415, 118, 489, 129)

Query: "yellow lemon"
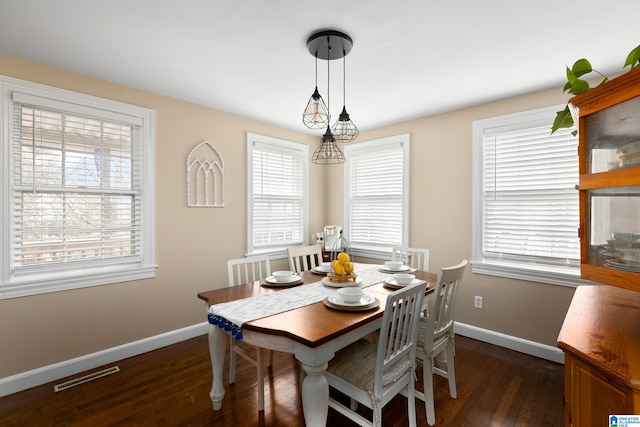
(334, 263, 345, 275)
(344, 262, 354, 273)
(331, 260, 340, 271)
(337, 252, 350, 265)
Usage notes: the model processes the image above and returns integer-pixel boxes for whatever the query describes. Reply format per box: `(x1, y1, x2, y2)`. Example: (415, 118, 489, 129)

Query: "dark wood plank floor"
(0, 334, 564, 426)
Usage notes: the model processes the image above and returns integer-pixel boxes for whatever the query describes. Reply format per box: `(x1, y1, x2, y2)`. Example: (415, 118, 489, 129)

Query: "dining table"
(197, 263, 436, 427)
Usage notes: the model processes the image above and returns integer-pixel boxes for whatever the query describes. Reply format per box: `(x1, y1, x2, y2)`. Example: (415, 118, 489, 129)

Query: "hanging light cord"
(326, 36, 330, 116)
(314, 52, 318, 89)
(342, 50, 346, 107)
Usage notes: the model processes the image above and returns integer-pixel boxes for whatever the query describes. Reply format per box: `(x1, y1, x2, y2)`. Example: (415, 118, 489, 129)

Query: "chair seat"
(328, 338, 411, 391)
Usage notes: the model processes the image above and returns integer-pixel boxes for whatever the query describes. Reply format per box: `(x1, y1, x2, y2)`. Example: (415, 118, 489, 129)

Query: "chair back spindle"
(287, 245, 323, 273)
(374, 282, 427, 400)
(391, 246, 430, 271)
(227, 255, 271, 287)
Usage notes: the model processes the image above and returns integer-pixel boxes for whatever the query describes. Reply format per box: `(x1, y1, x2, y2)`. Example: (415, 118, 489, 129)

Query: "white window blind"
(13, 103, 142, 270)
(472, 106, 582, 286)
(481, 125, 579, 264)
(345, 135, 409, 254)
(248, 134, 308, 253)
(1, 75, 155, 299)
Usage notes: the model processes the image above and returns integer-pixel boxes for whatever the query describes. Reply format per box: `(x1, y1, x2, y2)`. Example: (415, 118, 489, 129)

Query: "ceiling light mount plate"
(307, 30, 353, 60)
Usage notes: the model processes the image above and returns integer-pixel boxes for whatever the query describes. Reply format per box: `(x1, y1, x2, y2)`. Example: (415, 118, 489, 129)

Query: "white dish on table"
(393, 273, 415, 285)
(264, 275, 302, 287)
(379, 264, 412, 273)
(323, 294, 380, 311)
(385, 260, 403, 270)
(312, 263, 332, 274)
(338, 287, 364, 303)
(383, 277, 424, 289)
(272, 270, 296, 282)
(329, 293, 374, 306)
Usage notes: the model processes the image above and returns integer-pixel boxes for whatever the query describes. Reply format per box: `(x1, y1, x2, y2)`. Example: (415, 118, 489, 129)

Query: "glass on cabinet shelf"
(586, 186, 640, 273)
(585, 96, 640, 174)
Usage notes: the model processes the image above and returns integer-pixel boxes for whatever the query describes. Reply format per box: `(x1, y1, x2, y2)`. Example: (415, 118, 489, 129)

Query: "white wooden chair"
(325, 280, 428, 427)
(287, 245, 323, 273)
(391, 246, 430, 271)
(415, 260, 468, 426)
(226, 255, 273, 411)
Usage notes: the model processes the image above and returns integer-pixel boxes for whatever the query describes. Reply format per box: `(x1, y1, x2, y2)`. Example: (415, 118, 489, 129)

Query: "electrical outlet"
(474, 296, 483, 309)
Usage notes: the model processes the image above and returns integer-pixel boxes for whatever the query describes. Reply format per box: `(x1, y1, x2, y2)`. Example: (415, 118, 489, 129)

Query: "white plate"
(322, 276, 363, 287)
(605, 259, 640, 273)
(311, 266, 331, 274)
(328, 293, 375, 307)
(379, 264, 412, 273)
(265, 275, 301, 284)
(383, 277, 423, 288)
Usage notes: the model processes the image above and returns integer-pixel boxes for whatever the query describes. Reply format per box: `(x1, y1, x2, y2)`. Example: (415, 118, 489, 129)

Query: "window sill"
(0, 265, 157, 299)
(471, 259, 598, 287)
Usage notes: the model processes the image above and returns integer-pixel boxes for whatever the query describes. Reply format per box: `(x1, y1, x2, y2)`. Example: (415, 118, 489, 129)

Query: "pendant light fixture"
(304, 30, 357, 164)
(331, 52, 359, 143)
(311, 126, 346, 164)
(302, 53, 330, 129)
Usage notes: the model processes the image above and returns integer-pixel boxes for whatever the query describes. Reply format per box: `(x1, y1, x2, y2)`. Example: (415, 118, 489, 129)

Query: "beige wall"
(0, 53, 320, 378)
(0, 52, 575, 380)
(329, 89, 577, 347)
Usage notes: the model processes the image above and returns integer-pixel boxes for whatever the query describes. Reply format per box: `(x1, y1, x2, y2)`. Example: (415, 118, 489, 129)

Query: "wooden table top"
(198, 265, 436, 348)
(557, 285, 640, 390)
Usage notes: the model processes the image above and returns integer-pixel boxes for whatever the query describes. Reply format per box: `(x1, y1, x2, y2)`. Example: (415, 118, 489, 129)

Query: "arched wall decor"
(186, 140, 225, 207)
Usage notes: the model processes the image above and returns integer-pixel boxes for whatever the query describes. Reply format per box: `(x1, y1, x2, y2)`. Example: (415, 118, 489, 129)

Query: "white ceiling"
(1, 0, 638, 136)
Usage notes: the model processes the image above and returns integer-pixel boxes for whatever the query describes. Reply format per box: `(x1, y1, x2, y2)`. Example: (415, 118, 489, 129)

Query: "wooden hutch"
(557, 67, 640, 426)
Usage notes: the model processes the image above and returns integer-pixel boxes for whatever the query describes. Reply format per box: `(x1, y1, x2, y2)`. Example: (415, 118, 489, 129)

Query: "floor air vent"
(54, 366, 120, 392)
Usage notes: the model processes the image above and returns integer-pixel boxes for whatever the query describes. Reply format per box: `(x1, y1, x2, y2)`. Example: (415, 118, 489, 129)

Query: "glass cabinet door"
(587, 186, 640, 272)
(585, 96, 640, 174)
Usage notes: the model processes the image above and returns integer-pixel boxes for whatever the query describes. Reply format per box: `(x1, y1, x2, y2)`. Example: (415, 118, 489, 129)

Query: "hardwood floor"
(0, 335, 564, 426)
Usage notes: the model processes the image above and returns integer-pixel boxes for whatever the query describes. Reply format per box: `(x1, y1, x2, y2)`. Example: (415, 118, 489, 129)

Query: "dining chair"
(415, 259, 468, 426)
(287, 244, 323, 273)
(391, 246, 430, 271)
(325, 280, 428, 427)
(226, 255, 273, 411)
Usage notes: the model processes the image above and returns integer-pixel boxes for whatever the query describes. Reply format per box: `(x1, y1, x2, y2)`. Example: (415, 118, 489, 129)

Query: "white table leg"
(300, 362, 329, 427)
(208, 325, 227, 410)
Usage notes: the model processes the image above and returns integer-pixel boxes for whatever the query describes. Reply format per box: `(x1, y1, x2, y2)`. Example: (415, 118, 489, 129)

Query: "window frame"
(343, 134, 410, 259)
(246, 132, 309, 258)
(471, 105, 592, 287)
(0, 75, 156, 299)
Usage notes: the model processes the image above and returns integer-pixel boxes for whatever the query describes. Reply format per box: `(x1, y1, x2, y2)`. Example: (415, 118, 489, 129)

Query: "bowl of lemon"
(327, 252, 357, 282)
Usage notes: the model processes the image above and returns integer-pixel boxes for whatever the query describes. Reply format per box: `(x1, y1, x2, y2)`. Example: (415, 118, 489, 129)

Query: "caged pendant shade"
(311, 126, 346, 164)
(302, 54, 330, 129)
(332, 105, 359, 143)
(331, 53, 359, 143)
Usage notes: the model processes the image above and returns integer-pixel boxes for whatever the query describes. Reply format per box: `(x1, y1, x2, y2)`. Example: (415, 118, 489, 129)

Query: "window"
(472, 105, 586, 286)
(344, 134, 410, 259)
(247, 133, 308, 256)
(0, 76, 155, 299)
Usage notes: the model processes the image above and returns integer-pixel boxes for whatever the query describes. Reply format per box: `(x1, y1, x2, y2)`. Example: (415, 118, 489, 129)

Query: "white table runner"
(208, 267, 396, 339)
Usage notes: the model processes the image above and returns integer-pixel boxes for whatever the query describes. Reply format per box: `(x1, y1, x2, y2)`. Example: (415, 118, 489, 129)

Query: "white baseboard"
(454, 322, 565, 365)
(2, 321, 563, 398)
(0, 322, 210, 398)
